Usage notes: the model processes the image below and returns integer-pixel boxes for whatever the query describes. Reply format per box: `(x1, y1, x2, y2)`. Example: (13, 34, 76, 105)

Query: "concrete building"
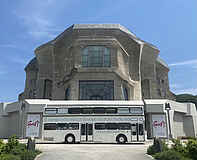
(0, 24, 196, 140)
(19, 24, 175, 101)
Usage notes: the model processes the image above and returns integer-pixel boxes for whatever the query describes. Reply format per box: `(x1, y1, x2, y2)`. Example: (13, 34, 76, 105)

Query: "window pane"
(82, 108, 93, 114)
(44, 123, 57, 130)
(106, 123, 118, 130)
(45, 108, 57, 114)
(79, 80, 114, 100)
(95, 123, 106, 130)
(94, 108, 105, 114)
(87, 124, 93, 135)
(118, 123, 131, 130)
(57, 123, 68, 130)
(81, 124, 86, 135)
(139, 124, 144, 135)
(105, 108, 117, 114)
(68, 123, 79, 130)
(68, 108, 81, 114)
(118, 108, 130, 114)
(129, 107, 143, 114)
(58, 108, 68, 114)
(82, 46, 110, 67)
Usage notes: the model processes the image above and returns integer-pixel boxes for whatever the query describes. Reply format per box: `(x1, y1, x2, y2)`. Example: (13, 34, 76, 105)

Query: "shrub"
(0, 154, 20, 160)
(0, 140, 4, 147)
(20, 150, 38, 160)
(10, 144, 26, 156)
(186, 139, 197, 160)
(7, 135, 19, 151)
(153, 150, 191, 160)
(147, 138, 168, 155)
(171, 139, 187, 156)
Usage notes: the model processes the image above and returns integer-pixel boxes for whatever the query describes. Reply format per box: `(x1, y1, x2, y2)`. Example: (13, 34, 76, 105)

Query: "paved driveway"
(36, 143, 153, 160)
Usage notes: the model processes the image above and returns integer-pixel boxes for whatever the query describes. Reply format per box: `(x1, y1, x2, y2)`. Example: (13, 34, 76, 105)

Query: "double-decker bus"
(43, 101, 145, 143)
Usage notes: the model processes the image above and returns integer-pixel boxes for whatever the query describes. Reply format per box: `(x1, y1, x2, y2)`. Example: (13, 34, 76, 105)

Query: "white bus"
(42, 101, 145, 144)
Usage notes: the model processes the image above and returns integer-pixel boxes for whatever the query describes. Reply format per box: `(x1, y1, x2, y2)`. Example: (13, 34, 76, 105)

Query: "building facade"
(0, 24, 196, 140)
(19, 24, 175, 101)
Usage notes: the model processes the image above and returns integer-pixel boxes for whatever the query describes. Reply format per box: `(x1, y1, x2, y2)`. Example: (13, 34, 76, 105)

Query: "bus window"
(87, 124, 93, 135)
(81, 124, 86, 135)
(44, 123, 57, 130)
(106, 123, 118, 130)
(105, 108, 117, 114)
(95, 123, 105, 130)
(139, 124, 144, 135)
(45, 108, 57, 114)
(93, 108, 105, 114)
(82, 108, 93, 114)
(117, 108, 129, 114)
(118, 123, 131, 130)
(131, 124, 137, 135)
(68, 123, 79, 130)
(57, 123, 68, 130)
(57, 108, 68, 114)
(68, 108, 81, 114)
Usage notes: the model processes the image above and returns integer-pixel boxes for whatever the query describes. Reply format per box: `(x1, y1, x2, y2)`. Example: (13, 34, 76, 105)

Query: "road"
(35, 143, 153, 160)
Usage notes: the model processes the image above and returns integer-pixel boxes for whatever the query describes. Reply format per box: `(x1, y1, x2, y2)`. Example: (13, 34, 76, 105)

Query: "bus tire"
(65, 134, 75, 144)
(116, 134, 127, 144)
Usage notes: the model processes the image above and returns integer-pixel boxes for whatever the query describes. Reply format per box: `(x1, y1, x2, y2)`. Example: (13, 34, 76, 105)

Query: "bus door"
(131, 123, 138, 141)
(80, 123, 93, 142)
(138, 123, 145, 141)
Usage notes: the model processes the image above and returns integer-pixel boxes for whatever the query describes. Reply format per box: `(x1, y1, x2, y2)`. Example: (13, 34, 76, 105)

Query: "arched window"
(65, 87, 70, 100)
(82, 46, 111, 67)
(43, 79, 52, 99)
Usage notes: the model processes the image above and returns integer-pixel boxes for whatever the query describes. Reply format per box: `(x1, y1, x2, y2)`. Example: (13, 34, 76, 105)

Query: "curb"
(145, 154, 155, 159)
(34, 153, 44, 160)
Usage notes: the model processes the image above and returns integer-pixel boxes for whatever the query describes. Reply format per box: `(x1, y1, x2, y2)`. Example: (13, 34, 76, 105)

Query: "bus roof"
(24, 99, 144, 106)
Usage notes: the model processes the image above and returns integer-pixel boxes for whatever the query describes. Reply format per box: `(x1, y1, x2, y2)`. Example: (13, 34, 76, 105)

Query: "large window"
(79, 80, 114, 100)
(43, 79, 52, 99)
(82, 46, 111, 67)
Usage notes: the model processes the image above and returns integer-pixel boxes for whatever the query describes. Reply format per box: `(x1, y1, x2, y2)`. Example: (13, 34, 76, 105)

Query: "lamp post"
(165, 103, 172, 139)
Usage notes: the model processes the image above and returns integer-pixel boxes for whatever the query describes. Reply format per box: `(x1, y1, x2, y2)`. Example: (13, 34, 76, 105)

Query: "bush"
(10, 144, 26, 156)
(0, 136, 41, 160)
(154, 150, 191, 160)
(20, 150, 39, 160)
(0, 154, 20, 160)
(171, 139, 187, 156)
(147, 138, 168, 155)
(186, 139, 197, 160)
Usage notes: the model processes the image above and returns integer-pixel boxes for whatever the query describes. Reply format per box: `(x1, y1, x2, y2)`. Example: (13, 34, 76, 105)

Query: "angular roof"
(157, 57, 169, 69)
(24, 57, 38, 71)
(36, 24, 159, 51)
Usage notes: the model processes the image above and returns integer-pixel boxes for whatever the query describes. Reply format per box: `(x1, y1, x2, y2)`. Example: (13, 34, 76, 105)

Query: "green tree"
(176, 94, 197, 109)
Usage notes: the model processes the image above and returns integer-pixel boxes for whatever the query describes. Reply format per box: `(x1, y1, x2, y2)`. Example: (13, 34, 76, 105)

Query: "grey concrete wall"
(173, 112, 186, 138)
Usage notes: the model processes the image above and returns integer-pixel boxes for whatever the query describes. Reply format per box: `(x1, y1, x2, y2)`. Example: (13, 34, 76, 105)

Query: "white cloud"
(13, 0, 65, 40)
(169, 59, 197, 67)
(173, 88, 197, 95)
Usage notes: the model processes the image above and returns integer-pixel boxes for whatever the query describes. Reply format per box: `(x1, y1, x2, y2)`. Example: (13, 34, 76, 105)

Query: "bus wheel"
(65, 134, 75, 144)
(116, 134, 127, 144)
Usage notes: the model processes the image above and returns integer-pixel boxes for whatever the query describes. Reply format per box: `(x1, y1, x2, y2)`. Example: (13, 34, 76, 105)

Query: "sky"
(0, 0, 196, 102)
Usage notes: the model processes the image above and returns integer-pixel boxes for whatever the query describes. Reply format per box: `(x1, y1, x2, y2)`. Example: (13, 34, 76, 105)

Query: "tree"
(175, 94, 197, 109)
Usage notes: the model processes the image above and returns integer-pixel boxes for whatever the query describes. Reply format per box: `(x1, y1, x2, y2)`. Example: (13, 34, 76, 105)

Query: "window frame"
(82, 46, 111, 67)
